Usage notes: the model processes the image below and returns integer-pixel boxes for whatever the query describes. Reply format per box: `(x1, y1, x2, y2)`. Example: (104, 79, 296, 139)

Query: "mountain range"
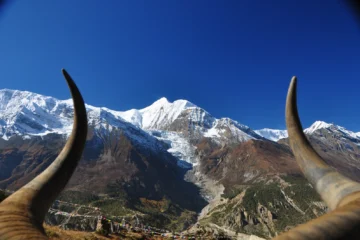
(0, 88, 359, 239)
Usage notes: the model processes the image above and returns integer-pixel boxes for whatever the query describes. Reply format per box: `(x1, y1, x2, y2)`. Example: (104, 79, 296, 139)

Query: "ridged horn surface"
(273, 77, 360, 240)
(0, 69, 88, 239)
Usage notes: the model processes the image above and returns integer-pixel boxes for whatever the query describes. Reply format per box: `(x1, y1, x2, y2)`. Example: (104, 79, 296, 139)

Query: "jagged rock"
(247, 214, 259, 225)
(257, 204, 274, 224)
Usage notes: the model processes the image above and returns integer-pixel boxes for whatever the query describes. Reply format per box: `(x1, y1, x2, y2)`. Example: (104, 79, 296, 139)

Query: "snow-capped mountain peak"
(118, 97, 198, 129)
(0, 89, 58, 113)
(304, 120, 360, 140)
(255, 128, 288, 142)
(304, 121, 333, 134)
(256, 121, 360, 143)
(140, 97, 171, 112)
(0, 89, 74, 139)
(0, 89, 259, 144)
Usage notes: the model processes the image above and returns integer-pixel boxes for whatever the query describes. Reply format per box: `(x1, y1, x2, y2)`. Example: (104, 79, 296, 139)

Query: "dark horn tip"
(61, 69, 79, 94)
(60, 69, 86, 114)
(61, 69, 72, 83)
(61, 68, 68, 77)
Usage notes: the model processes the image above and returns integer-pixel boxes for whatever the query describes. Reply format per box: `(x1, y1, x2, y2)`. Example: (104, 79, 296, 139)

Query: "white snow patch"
(118, 97, 197, 130)
(204, 127, 221, 138)
(147, 130, 198, 167)
(255, 128, 288, 142)
(304, 121, 332, 134)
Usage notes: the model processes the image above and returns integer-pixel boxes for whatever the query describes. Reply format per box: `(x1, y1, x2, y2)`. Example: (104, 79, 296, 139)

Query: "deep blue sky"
(0, 1, 360, 131)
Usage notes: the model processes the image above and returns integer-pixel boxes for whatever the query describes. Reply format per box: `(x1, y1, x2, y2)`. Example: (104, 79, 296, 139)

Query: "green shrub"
(58, 191, 99, 205)
(92, 199, 131, 216)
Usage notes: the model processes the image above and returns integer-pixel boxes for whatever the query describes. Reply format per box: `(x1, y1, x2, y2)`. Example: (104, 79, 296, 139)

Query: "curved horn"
(274, 77, 360, 239)
(0, 69, 88, 239)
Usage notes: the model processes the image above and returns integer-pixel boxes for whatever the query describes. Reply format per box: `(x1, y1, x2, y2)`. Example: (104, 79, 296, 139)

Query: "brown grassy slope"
(196, 138, 300, 188)
(44, 224, 147, 240)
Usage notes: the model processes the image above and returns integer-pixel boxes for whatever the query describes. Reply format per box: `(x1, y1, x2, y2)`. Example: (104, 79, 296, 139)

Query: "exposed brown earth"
(0, 127, 206, 232)
(279, 128, 360, 182)
(196, 138, 300, 190)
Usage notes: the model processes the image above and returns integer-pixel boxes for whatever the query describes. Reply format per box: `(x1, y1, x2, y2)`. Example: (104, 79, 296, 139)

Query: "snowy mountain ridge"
(0, 88, 263, 142)
(255, 121, 360, 142)
(254, 128, 288, 142)
(0, 89, 167, 154)
(1, 88, 360, 168)
(0, 89, 261, 167)
(120, 97, 263, 143)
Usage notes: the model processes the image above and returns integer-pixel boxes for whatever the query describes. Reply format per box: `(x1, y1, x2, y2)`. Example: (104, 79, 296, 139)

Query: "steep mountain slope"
(0, 126, 207, 230)
(195, 139, 298, 187)
(0, 90, 207, 231)
(189, 120, 360, 239)
(279, 121, 360, 182)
